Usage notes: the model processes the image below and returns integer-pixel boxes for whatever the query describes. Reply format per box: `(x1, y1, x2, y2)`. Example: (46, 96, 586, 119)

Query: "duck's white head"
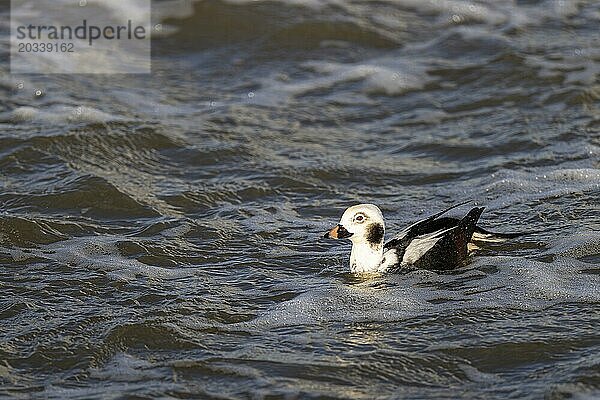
(324, 204, 384, 245)
(324, 204, 386, 273)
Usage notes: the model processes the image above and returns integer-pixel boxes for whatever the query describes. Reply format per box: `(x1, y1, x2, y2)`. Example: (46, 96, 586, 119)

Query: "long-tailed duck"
(323, 202, 521, 273)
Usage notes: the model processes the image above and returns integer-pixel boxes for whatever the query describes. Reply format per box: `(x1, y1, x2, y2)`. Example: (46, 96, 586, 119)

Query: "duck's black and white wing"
(383, 206, 485, 271)
(383, 201, 470, 253)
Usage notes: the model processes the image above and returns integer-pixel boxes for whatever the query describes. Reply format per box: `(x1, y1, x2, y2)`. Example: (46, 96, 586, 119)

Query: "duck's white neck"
(350, 241, 384, 273)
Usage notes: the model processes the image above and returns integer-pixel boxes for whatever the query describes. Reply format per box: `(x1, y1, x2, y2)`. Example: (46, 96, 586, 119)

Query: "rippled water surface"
(1, 0, 599, 399)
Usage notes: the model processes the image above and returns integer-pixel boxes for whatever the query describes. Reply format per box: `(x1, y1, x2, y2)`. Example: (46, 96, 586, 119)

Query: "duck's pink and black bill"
(323, 224, 353, 239)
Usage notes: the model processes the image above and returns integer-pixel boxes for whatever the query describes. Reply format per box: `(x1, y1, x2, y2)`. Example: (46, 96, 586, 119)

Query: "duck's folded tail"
(471, 226, 539, 242)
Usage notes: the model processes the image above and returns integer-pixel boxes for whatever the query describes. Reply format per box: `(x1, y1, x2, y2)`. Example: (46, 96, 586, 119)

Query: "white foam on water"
(214, 0, 521, 27)
(14, 236, 193, 281)
(43, 353, 181, 399)
(483, 168, 600, 209)
(542, 231, 600, 260)
(526, 52, 600, 86)
(482, 255, 600, 306)
(89, 353, 165, 382)
(255, 58, 431, 106)
(387, 0, 510, 25)
(247, 279, 433, 329)
(107, 88, 196, 119)
(551, 385, 600, 400)
(196, 0, 587, 30)
(12, 0, 152, 24)
(247, 229, 600, 330)
(224, 0, 342, 8)
(4, 105, 122, 124)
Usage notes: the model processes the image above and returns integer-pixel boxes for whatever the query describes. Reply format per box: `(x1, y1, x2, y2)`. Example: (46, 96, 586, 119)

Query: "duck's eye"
(355, 214, 365, 223)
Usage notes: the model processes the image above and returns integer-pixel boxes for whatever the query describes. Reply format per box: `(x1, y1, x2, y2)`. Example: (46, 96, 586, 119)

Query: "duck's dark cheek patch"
(366, 223, 384, 244)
